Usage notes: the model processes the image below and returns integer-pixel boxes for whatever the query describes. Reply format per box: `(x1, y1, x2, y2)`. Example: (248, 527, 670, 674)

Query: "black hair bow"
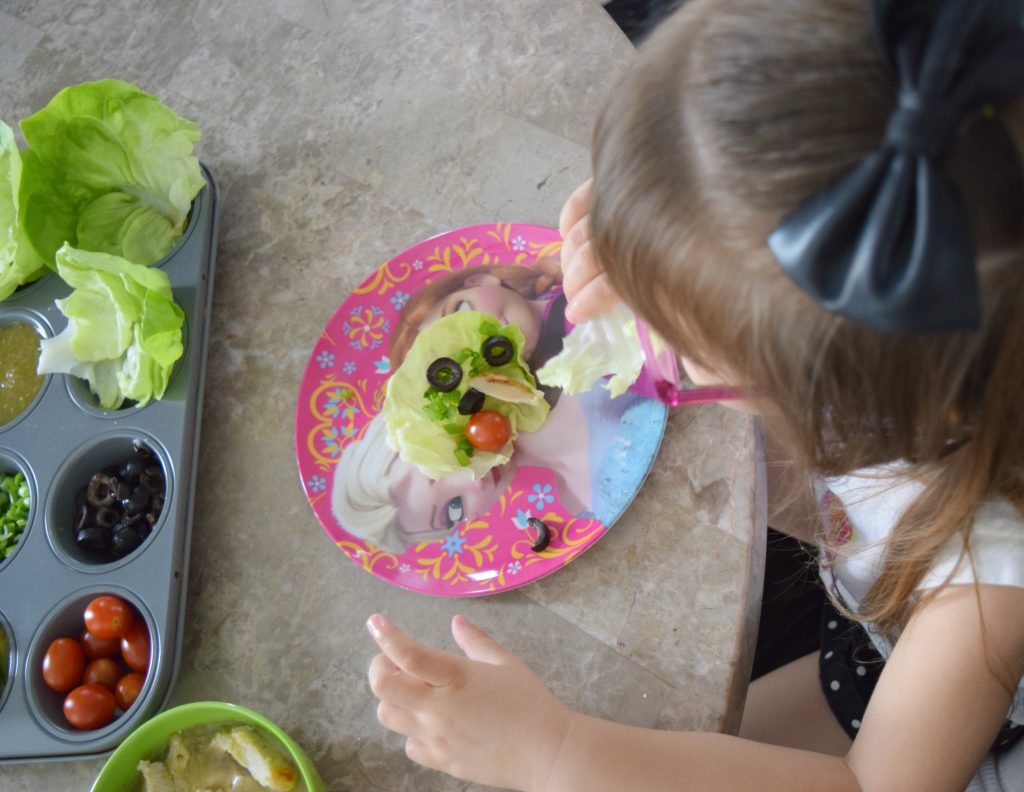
(766, 0, 1024, 335)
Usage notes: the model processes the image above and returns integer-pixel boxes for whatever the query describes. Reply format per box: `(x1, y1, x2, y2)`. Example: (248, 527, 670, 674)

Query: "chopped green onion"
(0, 472, 30, 560)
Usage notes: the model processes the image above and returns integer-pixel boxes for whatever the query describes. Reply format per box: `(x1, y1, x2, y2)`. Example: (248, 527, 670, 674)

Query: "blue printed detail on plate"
(441, 533, 466, 557)
(323, 389, 359, 420)
(320, 424, 357, 458)
(528, 484, 554, 507)
(390, 290, 411, 310)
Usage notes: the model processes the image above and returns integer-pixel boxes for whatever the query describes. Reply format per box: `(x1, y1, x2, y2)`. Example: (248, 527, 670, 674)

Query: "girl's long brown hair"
(388, 257, 563, 369)
(590, 0, 1024, 641)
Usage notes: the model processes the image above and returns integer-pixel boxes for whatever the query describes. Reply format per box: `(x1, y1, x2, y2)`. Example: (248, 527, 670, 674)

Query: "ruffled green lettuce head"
(36, 244, 185, 410)
(0, 121, 47, 300)
(18, 79, 204, 267)
(383, 310, 549, 480)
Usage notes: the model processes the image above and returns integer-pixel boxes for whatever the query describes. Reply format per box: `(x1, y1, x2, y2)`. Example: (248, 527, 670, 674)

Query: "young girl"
(332, 259, 665, 553)
(365, 0, 1024, 789)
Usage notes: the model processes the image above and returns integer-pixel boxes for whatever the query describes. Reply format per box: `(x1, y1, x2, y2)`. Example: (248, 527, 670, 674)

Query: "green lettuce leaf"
(36, 244, 184, 409)
(536, 302, 644, 397)
(19, 79, 204, 267)
(383, 310, 549, 480)
(0, 121, 47, 300)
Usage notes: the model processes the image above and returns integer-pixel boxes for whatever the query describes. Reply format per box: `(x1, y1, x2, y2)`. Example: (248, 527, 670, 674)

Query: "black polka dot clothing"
(818, 598, 885, 739)
(819, 597, 1024, 751)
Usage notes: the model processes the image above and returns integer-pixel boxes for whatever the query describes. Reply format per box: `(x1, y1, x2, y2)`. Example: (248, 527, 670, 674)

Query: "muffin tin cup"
(65, 318, 191, 419)
(0, 609, 15, 717)
(43, 431, 174, 574)
(0, 447, 38, 574)
(24, 586, 160, 742)
(0, 165, 218, 763)
(0, 308, 54, 434)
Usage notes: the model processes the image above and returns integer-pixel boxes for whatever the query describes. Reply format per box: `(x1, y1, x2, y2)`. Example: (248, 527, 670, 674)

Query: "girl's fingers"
(562, 236, 599, 302)
(405, 736, 441, 772)
(558, 178, 593, 240)
(566, 272, 617, 324)
(368, 652, 434, 707)
(366, 614, 460, 687)
(450, 614, 513, 665)
(376, 700, 420, 738)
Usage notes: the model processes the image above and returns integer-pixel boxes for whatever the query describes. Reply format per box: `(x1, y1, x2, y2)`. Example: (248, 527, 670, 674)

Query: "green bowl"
(91, 701, 325, 792)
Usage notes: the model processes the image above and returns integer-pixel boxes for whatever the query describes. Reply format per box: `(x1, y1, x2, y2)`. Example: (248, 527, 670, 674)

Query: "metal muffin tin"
(0, 165, 218, 762)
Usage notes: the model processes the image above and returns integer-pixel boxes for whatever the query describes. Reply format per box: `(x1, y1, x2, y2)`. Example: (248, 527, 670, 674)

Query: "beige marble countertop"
(0, 1, 765, 789)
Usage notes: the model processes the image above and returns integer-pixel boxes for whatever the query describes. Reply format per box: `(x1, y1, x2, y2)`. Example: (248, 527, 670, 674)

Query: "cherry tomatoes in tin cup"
(79, 628, 121, 660)
(82, 657, 122, 693)
(63, 683, 116, 730)
(114, 672, 144, 711)
(84, 595, 134, 639)
(120, 619, 150, 673)
(42, 637, 85, 693)
(465, 410, 511, 452)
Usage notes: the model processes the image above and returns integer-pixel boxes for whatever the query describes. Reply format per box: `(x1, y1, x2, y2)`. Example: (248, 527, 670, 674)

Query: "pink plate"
(294, 223, 666, 596)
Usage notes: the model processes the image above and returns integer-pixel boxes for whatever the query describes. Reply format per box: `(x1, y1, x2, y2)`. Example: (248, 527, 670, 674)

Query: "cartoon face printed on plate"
(330, 311, 551, 554)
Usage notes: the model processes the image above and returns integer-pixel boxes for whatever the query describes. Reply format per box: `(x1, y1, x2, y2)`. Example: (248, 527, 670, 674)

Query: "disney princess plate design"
(294, 224, 667, 596)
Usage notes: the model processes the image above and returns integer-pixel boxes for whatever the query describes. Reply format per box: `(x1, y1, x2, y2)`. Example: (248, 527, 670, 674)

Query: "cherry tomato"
(42, 637, 86, 693)
(465, 410, 511, 452)
(120, 620, 150, 673)
(63, 683, 116, 730)
(82, 657, 122, 692)
(114, 672, 144, 711)
(79, 628, 120, 660)
(84, 595, 134, 639)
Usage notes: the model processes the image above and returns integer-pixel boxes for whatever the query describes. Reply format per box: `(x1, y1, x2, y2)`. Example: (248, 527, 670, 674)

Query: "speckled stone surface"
(0, 1, 765, 789)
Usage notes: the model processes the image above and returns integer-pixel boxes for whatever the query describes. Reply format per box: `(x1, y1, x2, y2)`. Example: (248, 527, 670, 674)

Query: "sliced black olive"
(150, 493, 165, 514)
(74, 503, 91, 532)
(124, 509, 145, 527)
(527, 517, 551, 552)
(119, 457, 144, 481)
(427, 357, 463, 392)
(76, 525, 110, 552)
(123, 487, 150, 514)
(115, 480, 131, 502)
(482, 335, 514, 366)
(457, 388, 485, 415)
(94, 506, 119, 529)
(86, 473, 116, 508)
(139, 466, 164, 492)
(111, 524, 141, 558)
(132, 439, 153, 459)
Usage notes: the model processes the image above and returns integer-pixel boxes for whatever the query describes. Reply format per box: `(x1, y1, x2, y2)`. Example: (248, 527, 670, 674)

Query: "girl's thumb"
(451, 614, 511, 665)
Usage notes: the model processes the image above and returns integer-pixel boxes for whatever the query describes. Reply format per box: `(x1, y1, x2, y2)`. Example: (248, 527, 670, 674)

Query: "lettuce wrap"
(383, 311, 549, 480)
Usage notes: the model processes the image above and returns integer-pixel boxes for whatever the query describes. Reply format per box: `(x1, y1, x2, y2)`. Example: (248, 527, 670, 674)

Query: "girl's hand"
(559, 179, 619, 323)
(366, 613, 575, 791)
